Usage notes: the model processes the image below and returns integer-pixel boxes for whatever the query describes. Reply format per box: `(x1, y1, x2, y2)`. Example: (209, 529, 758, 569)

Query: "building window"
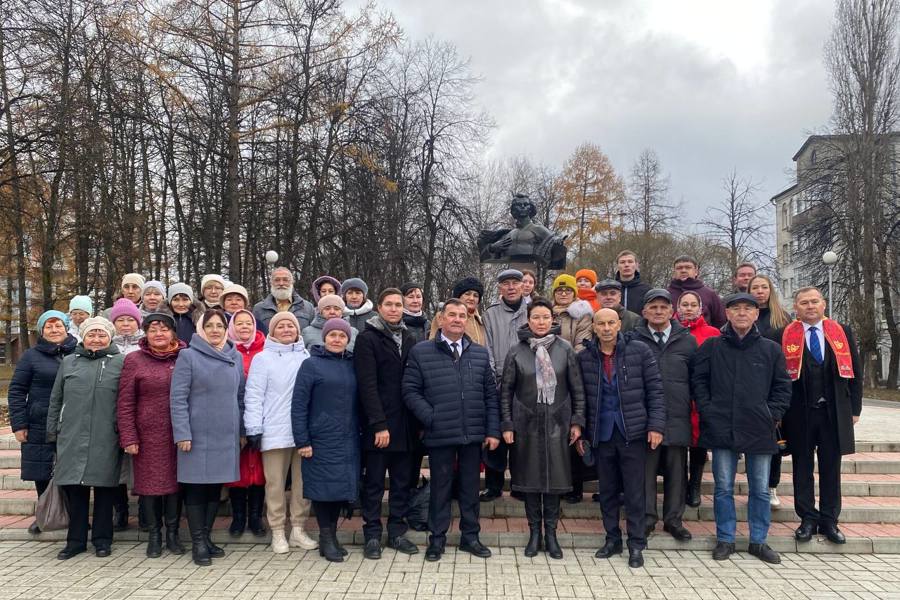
(810, 149, 817, 165)
(782, 205, 788, 229)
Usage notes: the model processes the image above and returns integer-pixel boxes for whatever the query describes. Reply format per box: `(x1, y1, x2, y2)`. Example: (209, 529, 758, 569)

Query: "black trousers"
(644, 445, 687, 528)
(595, 430, 647, 550)
(62, 485, 116, 550)
(362, 450, 412, 540)
(428, 442, 481, 547)
(182, 483, 222, 506)
(769, 454, 782, 489)
(792, 408, 842, 526)
(687, 446, 707, 485)
(484, 439, 509, 493)
(35, 480, 49, 498)
(312, 501, 343, 531)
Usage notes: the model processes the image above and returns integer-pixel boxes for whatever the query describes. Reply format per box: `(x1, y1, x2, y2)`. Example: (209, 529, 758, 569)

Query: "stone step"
(3, 515, 899, 554)
(3, 489, 900, 523)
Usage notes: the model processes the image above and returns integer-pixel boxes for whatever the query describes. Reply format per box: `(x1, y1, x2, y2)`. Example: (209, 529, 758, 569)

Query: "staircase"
(2, 427, 899, 553)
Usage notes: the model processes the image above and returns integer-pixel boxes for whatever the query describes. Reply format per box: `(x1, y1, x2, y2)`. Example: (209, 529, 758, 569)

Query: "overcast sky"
(353, 0, 836, 225)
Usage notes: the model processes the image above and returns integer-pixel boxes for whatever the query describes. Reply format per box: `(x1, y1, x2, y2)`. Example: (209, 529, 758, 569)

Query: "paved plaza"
(1, 539, 899, 600)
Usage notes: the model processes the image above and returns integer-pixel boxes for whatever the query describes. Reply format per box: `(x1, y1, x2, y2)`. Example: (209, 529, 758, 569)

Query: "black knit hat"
(451, 277, 484, 300)
(400, 282, 423, 296)
(142, 312, 176, 332)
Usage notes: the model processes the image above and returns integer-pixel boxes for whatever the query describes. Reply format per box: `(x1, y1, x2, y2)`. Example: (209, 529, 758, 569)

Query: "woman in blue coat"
(8, 310, 77, 535)
(169, 309, 245, 567)
(292, 318, 359, 563)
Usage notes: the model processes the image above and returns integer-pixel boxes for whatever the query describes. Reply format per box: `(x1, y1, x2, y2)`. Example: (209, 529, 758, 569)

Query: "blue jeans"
(712, 449, 771, 544)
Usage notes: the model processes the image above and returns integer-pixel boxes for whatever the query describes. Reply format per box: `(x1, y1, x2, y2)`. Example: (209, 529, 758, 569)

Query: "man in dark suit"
(355, 288, 418, 559)
(769, 286, 862, 545)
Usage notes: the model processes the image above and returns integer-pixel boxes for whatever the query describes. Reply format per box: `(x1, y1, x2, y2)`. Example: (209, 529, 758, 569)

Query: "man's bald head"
(593, 307, 621, 344)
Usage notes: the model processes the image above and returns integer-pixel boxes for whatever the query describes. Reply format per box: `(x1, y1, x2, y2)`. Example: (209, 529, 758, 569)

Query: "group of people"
(7, 250, 861, 570)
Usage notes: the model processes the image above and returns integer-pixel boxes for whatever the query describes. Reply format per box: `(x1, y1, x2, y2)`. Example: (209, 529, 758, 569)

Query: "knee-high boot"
(228, 487, 247, 536)
(186, 503, 210, 567)
(524, 493, 542, 557)
(205, 501, 225, 557)
(543, 494, 563, 559)
(140, 496, 163, 558)
(164, 493, 185, 555)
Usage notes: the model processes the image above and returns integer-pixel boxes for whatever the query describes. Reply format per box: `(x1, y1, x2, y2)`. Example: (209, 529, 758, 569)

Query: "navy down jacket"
(291, 346, 360, 502)
(577, 334, 666, 444)
(402, 335, 500, 448)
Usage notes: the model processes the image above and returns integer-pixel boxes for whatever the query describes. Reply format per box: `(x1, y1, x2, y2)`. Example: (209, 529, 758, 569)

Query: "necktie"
(808, 326, 824, 364)
(451, 341, 460, 361)
(654, 331, 665, 347)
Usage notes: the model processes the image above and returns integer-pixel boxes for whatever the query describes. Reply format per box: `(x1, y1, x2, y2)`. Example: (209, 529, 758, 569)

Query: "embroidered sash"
(782, 318, 854, 381)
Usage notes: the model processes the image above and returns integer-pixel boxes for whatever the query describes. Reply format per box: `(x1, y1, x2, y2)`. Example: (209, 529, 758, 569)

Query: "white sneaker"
(769, 488, 781, 507)
(271, 530, 290, 554)
(289, 526, 318, 550)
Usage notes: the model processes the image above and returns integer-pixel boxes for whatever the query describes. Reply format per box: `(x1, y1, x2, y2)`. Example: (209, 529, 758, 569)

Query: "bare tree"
(626, 148, 679, 235)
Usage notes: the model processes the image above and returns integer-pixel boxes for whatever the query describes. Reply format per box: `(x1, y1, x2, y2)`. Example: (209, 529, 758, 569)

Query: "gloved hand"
(246, 434, 263, 450)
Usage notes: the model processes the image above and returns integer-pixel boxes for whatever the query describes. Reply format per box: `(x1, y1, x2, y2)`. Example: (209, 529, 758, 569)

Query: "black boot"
(523, 493, 542, 558)
(543, 494, 563, 559)
(318, 527, 344, 562)
(138, 495, 149, 532)
(686, 450, 705, 508)
(186, 504, 211, 567)
(228, 487, 247, 536)
(205, 501, 225, 557)
(247, 485, 267, 537)
(113, 485, 130, 531)
(164, 493, 185, 555)
(141, 496, 163, 558)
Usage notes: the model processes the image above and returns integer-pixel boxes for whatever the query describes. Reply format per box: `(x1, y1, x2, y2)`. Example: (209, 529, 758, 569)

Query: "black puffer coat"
(616, 271, 653, 315)
(500, 327, 586, 494)
(633, 321, 697, 447)
(691, 324, 792, 454)
(8, 335, 78, 481)
(354, 318, 416, 452)
(402, 334, 500, 448)
(578, 334, 666, 445)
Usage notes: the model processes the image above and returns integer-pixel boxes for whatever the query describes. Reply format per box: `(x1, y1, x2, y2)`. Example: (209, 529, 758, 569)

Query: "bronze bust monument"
(477, 193, 567, 270)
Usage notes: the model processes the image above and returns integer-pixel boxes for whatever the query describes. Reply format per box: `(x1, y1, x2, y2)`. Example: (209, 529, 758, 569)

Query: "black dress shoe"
(663, 523, 693, 541)
(95, 547, 111, 558)
(479, 489, 501, 502)
(563, 491, 582, 504)
(363, 538, 382, 559)
(424, 543, 444, 562)
(712, 541, 735, 561)
(57, 545, 86, 561)
(685, 485, 701, 508)
(748, 543, 781, 564)
(458, 539, 491, 558)
(628, 548, 644, 568)
(819, 523, 846, 544)
(387, 536, 418, 554)
(795, 521, 816, 542)
(28, 521, 41, 535)
(594, 539, 623, 558)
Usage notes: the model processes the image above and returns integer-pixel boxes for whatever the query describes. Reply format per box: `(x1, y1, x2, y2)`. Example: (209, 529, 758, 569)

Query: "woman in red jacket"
(117, 313, 187, 558)
(226, 309, 267, 536)
(676, 291, 721, 507)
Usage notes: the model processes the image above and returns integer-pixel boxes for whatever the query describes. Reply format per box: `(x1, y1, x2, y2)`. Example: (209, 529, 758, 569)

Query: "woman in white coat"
(243, 311, 317, 553)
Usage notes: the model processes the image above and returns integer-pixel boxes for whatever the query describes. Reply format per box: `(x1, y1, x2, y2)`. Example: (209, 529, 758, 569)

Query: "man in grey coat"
(253, 267, 316, 332)
(481, 269, 529, 501)
(634, 289, 697, 542)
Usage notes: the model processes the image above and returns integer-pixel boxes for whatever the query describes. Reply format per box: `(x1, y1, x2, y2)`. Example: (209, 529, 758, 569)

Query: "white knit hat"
(201, 274, 226, 292)
(121, 273, 146, 289)
(79, 316, 116, 339)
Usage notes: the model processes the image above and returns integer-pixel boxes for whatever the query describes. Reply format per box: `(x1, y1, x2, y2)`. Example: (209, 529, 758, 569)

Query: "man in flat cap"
(691, 293, 792, 564)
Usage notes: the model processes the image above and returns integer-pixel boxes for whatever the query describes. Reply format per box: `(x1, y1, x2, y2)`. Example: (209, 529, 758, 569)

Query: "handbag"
(34, 478, 69, 531)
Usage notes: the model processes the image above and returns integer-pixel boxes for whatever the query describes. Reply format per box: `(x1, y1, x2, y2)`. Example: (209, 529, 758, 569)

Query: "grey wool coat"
(169, 334, 246, 484)
(46, 344, 125, 488)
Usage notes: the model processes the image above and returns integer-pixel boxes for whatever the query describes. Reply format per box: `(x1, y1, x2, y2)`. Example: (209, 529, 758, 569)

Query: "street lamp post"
(822, 250, 838, 319)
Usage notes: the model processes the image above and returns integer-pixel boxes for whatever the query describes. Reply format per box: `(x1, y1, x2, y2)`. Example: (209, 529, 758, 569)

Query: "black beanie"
(451, 277, 484, 300)
(400, 282, 422, 296)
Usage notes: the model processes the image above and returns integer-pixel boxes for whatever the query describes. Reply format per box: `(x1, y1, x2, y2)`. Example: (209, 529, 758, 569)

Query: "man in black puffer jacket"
(403, 299, 501, 562)
(634, 289, 697, 543)
(692, 293, 792, 565)
(578, 308, 665, 568)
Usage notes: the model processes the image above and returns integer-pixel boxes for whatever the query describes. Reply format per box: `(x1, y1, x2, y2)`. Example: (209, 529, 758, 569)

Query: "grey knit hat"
(167, 282, 195, 303)
(340, 277, 369, 298)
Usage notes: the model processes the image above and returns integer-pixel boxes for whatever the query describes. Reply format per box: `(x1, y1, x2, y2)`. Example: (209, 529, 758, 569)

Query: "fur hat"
(451, 277, 484, 300)
(167, 282, 195, 303)
(340, 277, 369, 298)
(109, 298, 142, 324)
(322, 317, 352, 340)
(80, 316, 115, 339)
(318, 294, 346, 311)
(68, 295, 93, 315)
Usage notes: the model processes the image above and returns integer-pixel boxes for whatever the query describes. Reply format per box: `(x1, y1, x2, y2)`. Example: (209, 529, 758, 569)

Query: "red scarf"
(782, 318, 854, 381)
